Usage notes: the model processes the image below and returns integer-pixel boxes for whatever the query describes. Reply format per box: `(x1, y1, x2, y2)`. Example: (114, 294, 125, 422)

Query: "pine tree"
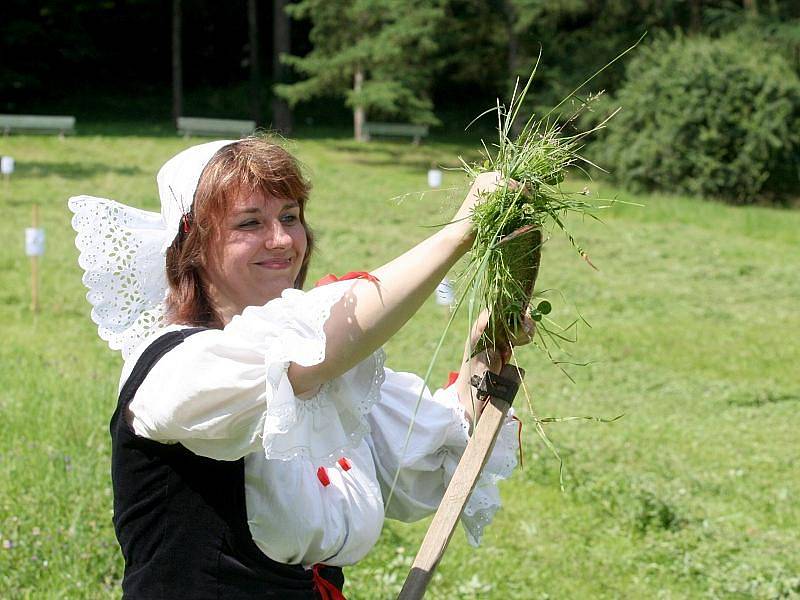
(275, 0, 446, 140)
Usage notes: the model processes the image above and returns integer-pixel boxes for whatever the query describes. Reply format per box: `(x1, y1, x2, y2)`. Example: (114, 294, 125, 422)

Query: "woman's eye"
(238, 219, 259, 228)
(280, 214, 299, 224)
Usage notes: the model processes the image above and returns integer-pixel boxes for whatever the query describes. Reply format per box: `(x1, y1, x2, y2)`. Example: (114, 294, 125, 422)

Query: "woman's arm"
(288, 172, 502, 396)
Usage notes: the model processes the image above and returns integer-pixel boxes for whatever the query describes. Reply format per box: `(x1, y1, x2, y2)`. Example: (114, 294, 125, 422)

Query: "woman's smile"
(254, 256, 293, 269)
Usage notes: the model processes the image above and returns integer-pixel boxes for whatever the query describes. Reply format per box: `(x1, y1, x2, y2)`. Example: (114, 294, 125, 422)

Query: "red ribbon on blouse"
(312, 564, 347, 600)
(315, 271, 380, 287)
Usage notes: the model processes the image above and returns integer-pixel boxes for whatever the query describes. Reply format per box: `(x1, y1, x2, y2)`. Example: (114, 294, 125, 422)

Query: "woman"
(70, 137, 526, 599)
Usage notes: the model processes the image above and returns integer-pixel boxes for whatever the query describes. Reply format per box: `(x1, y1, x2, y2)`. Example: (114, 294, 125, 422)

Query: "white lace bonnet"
(69, 140, 235, 360)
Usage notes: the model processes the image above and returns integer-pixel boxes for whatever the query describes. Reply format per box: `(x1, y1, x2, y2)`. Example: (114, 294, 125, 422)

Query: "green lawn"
(1, 130, 798, 599)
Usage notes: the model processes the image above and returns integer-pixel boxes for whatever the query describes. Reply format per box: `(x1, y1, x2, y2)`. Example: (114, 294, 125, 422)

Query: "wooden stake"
(31, 204, 39, 313)
(398, 364, 524, 600)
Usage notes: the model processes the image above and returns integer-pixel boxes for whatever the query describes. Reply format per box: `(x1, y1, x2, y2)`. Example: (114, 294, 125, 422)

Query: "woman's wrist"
(440, 217, 475, 257)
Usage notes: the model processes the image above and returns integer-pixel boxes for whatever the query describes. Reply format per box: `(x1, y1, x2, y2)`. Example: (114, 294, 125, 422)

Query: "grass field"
(1, 129, 798, 599)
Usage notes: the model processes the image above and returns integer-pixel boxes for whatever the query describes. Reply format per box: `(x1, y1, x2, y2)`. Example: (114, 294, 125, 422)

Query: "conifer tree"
(275, 0, 445, 140)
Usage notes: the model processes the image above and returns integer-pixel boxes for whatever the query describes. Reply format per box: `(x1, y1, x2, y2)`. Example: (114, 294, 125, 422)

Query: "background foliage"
(599, 32, 800, 203)
(276, 0, 445, 125)
(3, 1, 800, 202)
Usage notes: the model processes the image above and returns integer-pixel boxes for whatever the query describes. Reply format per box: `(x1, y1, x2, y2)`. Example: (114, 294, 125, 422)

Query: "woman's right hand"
(446, 171, 504, 247)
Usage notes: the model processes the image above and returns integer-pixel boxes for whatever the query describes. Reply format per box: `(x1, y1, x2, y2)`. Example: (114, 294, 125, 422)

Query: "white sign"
(435, 277, 455, 307)
(1, 156, 14, 175)
(427, 168, 442, 188)
(25, 228, 45, 256)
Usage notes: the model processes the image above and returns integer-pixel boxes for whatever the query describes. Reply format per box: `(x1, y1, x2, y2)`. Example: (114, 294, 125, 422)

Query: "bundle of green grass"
(457, 41, 646, 360)
(458, 69, 619, 360)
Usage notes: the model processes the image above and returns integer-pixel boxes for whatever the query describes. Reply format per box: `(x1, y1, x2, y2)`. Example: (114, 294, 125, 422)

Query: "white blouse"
(120, 280, 519, 568)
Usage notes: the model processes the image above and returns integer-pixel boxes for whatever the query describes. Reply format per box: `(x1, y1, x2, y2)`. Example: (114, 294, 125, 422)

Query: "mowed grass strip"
(0, 132, 798, 599)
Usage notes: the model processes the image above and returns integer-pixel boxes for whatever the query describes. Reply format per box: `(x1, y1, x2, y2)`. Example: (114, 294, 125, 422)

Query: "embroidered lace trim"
(69, 195, 170, 359)
(223, 282, 386, 467)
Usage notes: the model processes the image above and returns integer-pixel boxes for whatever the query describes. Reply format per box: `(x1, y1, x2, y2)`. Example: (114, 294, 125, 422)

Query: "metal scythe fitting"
(469, 366, 525, 405)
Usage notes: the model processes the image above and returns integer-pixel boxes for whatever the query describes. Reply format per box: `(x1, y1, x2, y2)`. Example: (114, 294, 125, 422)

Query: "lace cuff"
(439, 389, 519, 547)
(226, 280, 385, 466)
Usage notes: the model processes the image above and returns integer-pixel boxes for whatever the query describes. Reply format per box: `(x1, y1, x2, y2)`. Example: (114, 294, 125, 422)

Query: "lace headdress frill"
(69, 139, 234, 359)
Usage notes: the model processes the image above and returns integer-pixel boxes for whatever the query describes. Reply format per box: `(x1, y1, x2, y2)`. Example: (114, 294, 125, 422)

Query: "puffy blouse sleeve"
(365, 368, 520, 546)
(126, 280, 384, 466)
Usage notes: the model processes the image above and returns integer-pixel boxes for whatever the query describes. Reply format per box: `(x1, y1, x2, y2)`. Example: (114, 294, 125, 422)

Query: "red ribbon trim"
(445, 370, 459, 388)
(312, 564, 346, 600)
(315, 271, 380, 287)
(316, 466, 330, 487)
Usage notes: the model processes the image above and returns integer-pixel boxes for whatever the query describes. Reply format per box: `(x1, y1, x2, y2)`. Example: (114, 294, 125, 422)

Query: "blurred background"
(3, 0, 799, 203)
(1, 2, 799, 598)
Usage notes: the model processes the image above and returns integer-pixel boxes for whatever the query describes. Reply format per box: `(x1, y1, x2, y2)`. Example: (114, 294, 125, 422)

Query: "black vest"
(111, 329, 344, 599)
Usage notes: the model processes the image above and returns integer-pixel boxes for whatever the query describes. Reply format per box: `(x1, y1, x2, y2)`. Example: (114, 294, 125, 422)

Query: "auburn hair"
(164, 137, 315, 328)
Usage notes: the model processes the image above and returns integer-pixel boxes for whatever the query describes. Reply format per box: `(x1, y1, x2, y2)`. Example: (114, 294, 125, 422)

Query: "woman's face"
(203, 187, 307, 322)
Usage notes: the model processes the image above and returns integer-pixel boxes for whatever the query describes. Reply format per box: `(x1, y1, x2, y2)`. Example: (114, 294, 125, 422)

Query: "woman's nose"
(264, 221, 292, 249)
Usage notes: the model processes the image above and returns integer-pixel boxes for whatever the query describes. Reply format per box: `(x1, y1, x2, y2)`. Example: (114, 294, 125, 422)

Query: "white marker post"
(25, 205, 45, 312)
(427, 168, 442, 188)
(1, 156, 14, 183)
(434, 277, 455, 309)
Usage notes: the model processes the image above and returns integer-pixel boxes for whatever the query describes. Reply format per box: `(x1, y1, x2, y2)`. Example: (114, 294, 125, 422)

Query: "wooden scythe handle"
(397, 224, 541, 599)
(397, 364, 525, 600)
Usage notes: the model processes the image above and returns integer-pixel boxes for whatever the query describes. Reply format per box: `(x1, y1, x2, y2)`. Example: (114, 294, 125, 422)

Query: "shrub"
(601, 33, 800, 204)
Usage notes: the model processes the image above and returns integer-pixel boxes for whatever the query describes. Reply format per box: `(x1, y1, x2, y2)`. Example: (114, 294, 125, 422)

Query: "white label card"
(25, 228, 45, 256)
(1, 156, 14, 175)
(435, 277, 455, 307)
(427, 169, 442, 188)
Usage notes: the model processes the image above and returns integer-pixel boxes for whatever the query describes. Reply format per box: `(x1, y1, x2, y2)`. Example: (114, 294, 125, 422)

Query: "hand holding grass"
(454, 308, 536, 427)
(446, 171, 512, 249)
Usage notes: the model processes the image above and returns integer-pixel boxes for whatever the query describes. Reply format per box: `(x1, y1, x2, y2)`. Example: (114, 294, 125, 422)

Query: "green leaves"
(602, 32, 800, 203)
(537, 299, 552, 314)
(275, 0, 446, 126)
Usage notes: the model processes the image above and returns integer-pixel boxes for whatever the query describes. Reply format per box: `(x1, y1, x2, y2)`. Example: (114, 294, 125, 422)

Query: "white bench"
(177, 117, 256, 138)
(363, 122, 429, 144)
(0, 114, 76, 136)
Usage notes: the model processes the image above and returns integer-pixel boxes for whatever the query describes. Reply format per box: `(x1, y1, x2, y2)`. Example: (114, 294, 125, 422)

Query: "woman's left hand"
(454, 309, 535, 427)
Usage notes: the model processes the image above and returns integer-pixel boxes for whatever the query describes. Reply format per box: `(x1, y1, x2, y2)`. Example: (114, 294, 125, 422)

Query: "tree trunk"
(743, 0, 758, 15)
(353, 66, 365, 142)
(271, 0, 293, 134)
(171, 0, 183, 124)
(689, 0, 702, 33)
(248, 0, 262, 126)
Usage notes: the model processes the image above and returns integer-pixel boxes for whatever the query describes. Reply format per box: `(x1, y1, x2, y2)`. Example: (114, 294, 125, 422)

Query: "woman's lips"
(255, 258, 292, 270)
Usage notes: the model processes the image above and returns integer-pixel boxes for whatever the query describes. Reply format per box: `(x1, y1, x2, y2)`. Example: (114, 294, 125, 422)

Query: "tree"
(172, 0, 183, 121)
(275, 0, 446, 140)
(247, 0, 262, 125)
(271, 0, 293, 133)
(172, 0, 183, 122)
(435, 0, 735, 121)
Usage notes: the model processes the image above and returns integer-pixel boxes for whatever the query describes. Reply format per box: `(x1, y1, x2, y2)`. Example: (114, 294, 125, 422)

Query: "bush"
(601, 33, 800, 204)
